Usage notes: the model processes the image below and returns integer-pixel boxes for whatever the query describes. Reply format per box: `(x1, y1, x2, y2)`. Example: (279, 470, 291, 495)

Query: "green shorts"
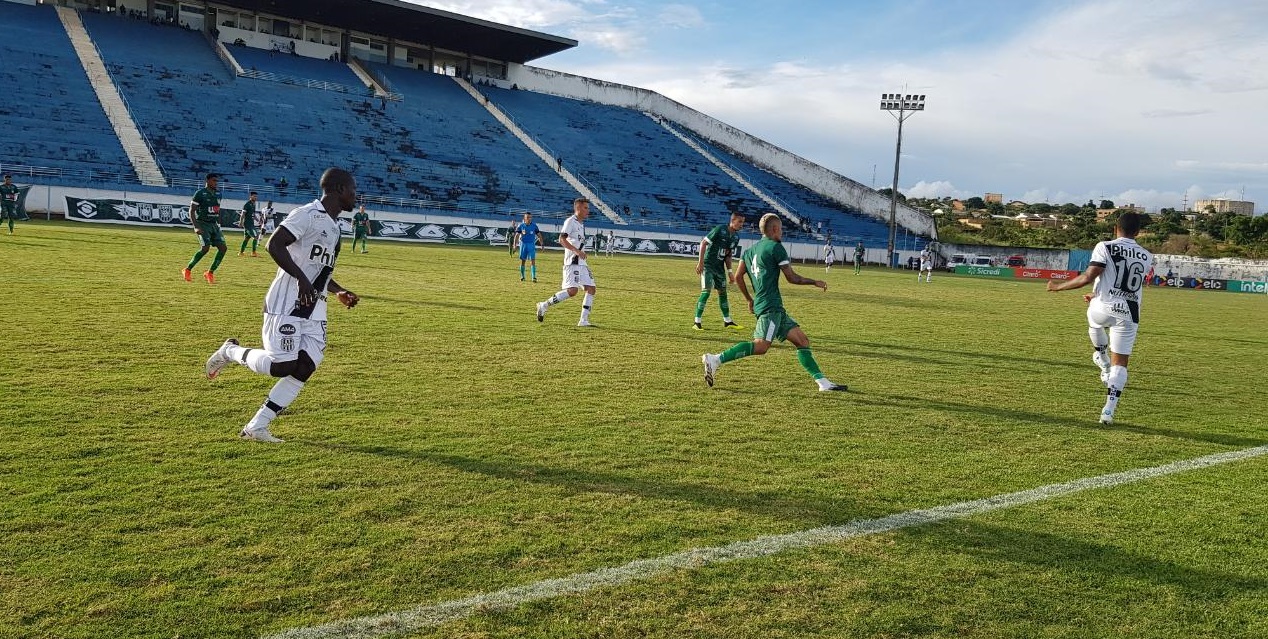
(197, 223, 225, 248)
(1, 205, 14, 219)
(242, 227, 259, 239)
(354, 230, 368, 239)
(753, 311, 799, 343)
(700, 266, 728, 291)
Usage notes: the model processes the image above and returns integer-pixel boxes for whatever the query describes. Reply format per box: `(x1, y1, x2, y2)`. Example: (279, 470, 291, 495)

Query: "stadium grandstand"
(0, 0, 933, 249)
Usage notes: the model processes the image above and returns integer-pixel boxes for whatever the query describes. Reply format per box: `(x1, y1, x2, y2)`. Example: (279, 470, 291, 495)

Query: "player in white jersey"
(204, 168, 361, 443)
(537, 198, 597, 327)
(918, 248, 934, 282)
(1047, 212, 1152, 425)
(823, 243, 835, 271)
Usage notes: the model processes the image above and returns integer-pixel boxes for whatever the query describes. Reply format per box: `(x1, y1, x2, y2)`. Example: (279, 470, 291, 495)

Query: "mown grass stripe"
(267, 444, 1268, 639)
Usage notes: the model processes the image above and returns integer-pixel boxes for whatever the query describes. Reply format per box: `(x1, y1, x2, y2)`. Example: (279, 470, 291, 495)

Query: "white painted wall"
(504, 63, 936, 238)
(217, 25, 337, 61)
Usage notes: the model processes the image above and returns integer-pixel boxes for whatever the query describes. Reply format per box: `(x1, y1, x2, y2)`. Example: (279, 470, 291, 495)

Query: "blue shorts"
(519, 244, 537, 261)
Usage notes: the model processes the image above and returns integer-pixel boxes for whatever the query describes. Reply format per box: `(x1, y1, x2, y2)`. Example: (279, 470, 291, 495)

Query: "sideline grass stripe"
(267, 444, 1268, 639)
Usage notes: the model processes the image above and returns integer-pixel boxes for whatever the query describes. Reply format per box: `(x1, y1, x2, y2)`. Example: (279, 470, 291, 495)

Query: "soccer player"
(0, 174, 19, 234)
(702, 213, 847, 392)
(204, 168, 361, 443)
(918, 247, 934, 282)
(853, 241, 865, 275)
(182, 173, 227, 284)
(261, 200, 276, 234)
(693, 211, 745, 330)
(507, 215, 520, 256)
(352, 205, 370, 253)
(823, 242, 836, 272)
(1047, 212, 1153, 425)
(516, 212, 543, 282)
(238, 191, 261, 256)
(605, 228, 615, 257)
(536, 198, 596, 327)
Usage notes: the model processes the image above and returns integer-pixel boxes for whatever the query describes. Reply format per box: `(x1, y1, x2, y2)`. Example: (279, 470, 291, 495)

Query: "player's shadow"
(910, 520, 1268, 596)
(853, 392, 1266, 448)
(820, 338, 1085, 371)
(307, 441, 871, 526)
(366, 295, 490, 313)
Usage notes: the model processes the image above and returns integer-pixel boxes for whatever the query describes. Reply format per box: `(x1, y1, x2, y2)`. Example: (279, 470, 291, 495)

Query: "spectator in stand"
(278, 177, 288, 192)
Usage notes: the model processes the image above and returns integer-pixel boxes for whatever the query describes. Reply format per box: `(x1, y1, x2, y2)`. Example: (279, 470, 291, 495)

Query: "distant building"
(951, 199, 965, 212)
(984, 193, 1004, 204)
(1194, 199, 1255, 216)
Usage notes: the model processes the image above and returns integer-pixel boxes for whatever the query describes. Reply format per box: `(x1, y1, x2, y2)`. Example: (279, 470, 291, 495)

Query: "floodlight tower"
(880, 92, 926, 267)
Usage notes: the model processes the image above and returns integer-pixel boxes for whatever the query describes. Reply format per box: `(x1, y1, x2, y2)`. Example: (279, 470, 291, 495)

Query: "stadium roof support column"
(452, 77, 626, 224)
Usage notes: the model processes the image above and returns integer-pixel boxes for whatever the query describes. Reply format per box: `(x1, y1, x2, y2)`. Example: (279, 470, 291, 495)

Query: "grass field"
(1, 220, 1266, 639)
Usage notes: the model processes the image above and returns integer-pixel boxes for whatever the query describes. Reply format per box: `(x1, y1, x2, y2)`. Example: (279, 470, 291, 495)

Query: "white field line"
(267, 445, 1268, 639)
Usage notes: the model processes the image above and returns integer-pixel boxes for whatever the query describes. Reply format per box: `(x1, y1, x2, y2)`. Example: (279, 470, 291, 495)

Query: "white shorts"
(562, 263, 595, 289)
(1087, 307, 1139, 355)
(261, 313, 327, 367)
(921, 262, 933, 271)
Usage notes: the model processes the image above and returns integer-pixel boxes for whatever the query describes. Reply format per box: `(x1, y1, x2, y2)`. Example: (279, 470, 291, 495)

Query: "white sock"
(548, 290, 571, 306)
(1103, 366, 1127, 414)
(722, 316, 732, 323)
(694, 316, 702, 323)
(815, 378, 835, 390)
(1088, 328, 1110, 372)
(228, 345, 276, 375)
(245, 376, 305, 431)
(580, 292, 594, 322)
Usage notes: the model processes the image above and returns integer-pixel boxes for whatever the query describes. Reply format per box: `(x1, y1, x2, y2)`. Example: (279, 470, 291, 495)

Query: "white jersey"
(559, 214, 587, 266)
(1089, 237, 1153, 324)
(824, 246, 835, 261)
(263, 200, 342, 322)
(920, 250, 932, 266)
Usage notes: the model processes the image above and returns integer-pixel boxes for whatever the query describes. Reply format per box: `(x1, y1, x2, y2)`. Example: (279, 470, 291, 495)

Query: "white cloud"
(545, 0, 1268, 208)
(905, 180, 973, 200)
(658, 4, 705, 29)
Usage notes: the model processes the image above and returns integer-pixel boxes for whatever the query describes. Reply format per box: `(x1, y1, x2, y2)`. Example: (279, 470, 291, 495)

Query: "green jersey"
(702, 224, 737, 270)
(0, 183, 18, 209)
(353, 211, 370, 232)
(743, 237, 790, 317)
(191, 187, 220, 225)
(854, 244, 865, 260)
(241, 200, 257, 229)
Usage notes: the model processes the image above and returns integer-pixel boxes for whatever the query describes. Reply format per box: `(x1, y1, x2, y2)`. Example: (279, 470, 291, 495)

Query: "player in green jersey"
(352, 205, 370, 253)
(702, 213, 847, 391)
(238, 191, 261, 257)
(182, 173, 227, 284)
(854, 241, 865, 274)
(0, 175, 20, 235)
(693, 211, 746, 330)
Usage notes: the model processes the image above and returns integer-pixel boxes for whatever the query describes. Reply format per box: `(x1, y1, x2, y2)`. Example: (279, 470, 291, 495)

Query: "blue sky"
(410, 0, 1268, 213)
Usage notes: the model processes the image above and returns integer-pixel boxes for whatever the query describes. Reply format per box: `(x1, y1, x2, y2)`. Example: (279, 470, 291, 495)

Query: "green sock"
(797, 347, 825, 380)
(240, 237, 249, 253)
(251, 237, 258, 253)
(718, 341, 754, 364)
(187, 250, 207, 269)
(695, 290, 711, 319)
(718, 289, 731, 319)
(209, 249, 226, 273)
(6, 218, 12, 232)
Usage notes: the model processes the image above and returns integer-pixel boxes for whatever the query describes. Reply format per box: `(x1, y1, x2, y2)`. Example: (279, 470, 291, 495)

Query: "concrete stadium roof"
(213, 0, 578, 63)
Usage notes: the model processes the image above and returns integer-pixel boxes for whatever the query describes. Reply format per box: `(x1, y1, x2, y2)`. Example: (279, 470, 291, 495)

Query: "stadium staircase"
(653, 115, 807, 233)
(55, 7, 166, 187)
(347, 57, 399, 101)
(453, 77, 624, 224)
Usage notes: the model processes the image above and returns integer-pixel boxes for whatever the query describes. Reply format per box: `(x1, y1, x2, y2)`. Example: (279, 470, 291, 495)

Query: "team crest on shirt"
(279, 336, 295, 352)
